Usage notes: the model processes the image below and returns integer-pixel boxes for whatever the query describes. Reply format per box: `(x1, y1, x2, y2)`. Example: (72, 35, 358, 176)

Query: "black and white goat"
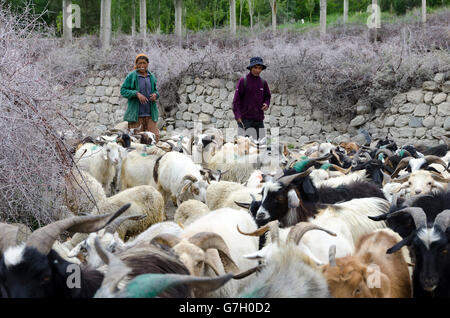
(254, 167, 386, 227)
(369, 192, 450, 298)
(0, 204, 192, 298)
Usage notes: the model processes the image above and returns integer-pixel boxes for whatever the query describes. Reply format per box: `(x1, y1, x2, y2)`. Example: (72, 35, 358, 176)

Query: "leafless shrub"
(0, 1, 78, 228)
(45, 9, 448, 117)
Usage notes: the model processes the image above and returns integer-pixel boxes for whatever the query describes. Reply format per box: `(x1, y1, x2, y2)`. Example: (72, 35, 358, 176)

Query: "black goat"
(369, 192, 450, 298)
(254, 168, 385, 228)
(0, 204, 193, 298)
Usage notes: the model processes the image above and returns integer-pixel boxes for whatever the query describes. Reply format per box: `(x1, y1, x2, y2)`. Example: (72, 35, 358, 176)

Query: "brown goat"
(339, 142, 359, 154)
(321, 229, 412, 298)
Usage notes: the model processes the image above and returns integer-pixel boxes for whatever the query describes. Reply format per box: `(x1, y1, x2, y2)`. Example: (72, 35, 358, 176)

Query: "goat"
(321, 229, 412, 298)
(390, 170, 449, 197)
(74, 142, 126, 196)
(372, 206, 450, 298)
(153, 152, 210, 206)
(0, 205, 131, 298)
(238, 221, 331, 298)
(92, 237, 233, 298)
(174, 199, 210, 226)
(391, 156, 448, 178)
(150, 208, 258, 298)
(254, 167, 386, 227)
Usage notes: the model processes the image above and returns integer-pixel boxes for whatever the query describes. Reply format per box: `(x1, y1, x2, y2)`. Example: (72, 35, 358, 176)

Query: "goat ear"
(302, 178, 315, 194)
(287, 189, 300, 209)
(387, 234, 414, 254)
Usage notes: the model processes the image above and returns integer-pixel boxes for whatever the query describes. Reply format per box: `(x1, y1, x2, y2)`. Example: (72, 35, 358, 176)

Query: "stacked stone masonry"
(65, 71, 449, 146)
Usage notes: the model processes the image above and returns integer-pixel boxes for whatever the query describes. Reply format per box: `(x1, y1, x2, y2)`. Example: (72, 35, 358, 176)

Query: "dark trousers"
(238, 119, 266, 141)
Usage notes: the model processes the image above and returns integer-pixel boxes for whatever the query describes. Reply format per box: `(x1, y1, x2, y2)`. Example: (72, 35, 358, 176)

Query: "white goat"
(74, 142, 125, 195)
(151, 208, 259, 298)
(155, 151, 210, 206)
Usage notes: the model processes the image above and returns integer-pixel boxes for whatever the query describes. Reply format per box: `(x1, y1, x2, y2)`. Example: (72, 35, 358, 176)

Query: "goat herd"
(0, 126, 449, 298)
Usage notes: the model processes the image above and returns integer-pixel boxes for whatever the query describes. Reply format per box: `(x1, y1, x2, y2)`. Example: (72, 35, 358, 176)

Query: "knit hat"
(134, 53, 149, 69)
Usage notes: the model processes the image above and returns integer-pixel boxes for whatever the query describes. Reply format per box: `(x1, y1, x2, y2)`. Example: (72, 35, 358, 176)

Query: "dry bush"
(45, 9, 449, 117)
(0, 2, 78, 228)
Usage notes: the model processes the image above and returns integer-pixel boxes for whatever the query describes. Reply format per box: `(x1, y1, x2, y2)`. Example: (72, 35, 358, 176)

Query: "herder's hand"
(137, 92, 149, 104)
(262, 103, 269, 111)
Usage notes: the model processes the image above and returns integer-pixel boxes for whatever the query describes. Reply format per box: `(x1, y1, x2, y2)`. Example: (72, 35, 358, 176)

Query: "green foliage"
(3, 0, 449, 35)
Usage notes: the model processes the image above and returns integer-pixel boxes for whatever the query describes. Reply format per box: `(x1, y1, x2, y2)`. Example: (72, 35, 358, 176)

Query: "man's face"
(136, 58, 148, 72)
(251, 65, 263, 77)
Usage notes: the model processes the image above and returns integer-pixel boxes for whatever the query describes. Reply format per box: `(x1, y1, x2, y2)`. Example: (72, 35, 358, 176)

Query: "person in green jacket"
(120, 53, 160, 142)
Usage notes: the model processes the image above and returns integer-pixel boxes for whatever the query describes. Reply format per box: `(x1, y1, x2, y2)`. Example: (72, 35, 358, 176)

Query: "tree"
(320, 0, 326, 38)
(230, 0, 236, 35)
(131, 0, 136, 37)
(139, 0, 146, 37)
(343, 0, 348, 24)
(101, 0, 111, 49)
(269, 0, 277, 33)
(305, 0, 315, 23)
(422, 0, 426, 23)
(62, 0, 72, 44)
(248, 0, 254, 29)
(174, 0, 182, 37)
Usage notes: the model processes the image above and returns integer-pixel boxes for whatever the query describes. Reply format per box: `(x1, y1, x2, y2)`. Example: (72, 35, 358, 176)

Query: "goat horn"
(391, 157, 412, 178)
(126, 273, 233, 297)
(237, 220, 280, 243)
(387, 207, 427, 230)
(286, 222, 337, 246)
(188, 232, 240, 274)
(26, 203, 131, 255)
(93, 236, 132, 296)
(329, 244, 337, 267)
(331, 149, 343, 166)
(276, 167, 314, 186)
(425, 156, 448, 169)
(105, 214, 146, 234)
(430, 172, 450, 183)
(151, 233, 181, 248)
(391, 173, 411, 183)
(233, 264, 264, 280)
(234, 201, 251, 210)
(433, 209, 450, 231)
(329, 164, 352, 174)
(182, 174, 198, 183)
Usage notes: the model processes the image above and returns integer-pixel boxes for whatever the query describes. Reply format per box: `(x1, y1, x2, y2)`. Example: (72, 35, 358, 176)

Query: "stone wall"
(64, 70, 450, 146)
(62, 70, 127, 136)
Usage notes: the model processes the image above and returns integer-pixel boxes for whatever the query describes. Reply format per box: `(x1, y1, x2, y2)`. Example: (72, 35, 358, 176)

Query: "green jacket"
(121, 69, 160, 122)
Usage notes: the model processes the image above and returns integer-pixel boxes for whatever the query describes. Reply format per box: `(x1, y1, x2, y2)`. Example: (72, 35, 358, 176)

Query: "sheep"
(391, 170, 449, 197)
(207, 148, 285, 184)
(238, 221, 331, 298)
(154, 151, 210, 206)
(174, 199, 210, 227)
(205, 181, 245, 211)
(119, 150, 160, 191)
(150, 208, 259, 298)
(64, 169, 106, 215)
(74, 142, 125, 195)
(321, 229, 412, 298)
(91, 185, 165, 240)
(314, 169, 367, 188)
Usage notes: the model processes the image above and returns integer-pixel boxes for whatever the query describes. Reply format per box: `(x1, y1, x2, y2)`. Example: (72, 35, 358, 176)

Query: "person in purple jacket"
(232, 56, 271, 141)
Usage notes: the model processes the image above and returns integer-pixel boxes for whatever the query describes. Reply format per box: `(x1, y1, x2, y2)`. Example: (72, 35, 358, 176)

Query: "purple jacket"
(232, 72, 271, 121)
